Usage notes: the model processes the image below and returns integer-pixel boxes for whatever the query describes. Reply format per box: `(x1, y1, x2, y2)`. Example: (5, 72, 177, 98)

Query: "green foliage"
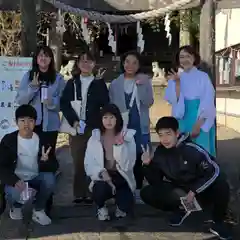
(144, 8, 200, 39)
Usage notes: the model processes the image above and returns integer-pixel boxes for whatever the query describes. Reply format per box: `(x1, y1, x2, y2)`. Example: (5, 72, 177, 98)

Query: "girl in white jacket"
(84, 104, 136, 221)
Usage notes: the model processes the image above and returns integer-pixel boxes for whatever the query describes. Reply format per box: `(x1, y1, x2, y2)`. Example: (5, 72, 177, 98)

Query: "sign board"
(0, 57, 32, 140)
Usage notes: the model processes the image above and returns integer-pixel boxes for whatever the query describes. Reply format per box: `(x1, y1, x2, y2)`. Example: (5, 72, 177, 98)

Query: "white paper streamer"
(56, 9, 66, 34)
(106, 23, 116, 54)
(137, 21, 145, 53)
(164, 13, 172, 45)
(81, 18, 90, 45)
(237, 51, 240, 60)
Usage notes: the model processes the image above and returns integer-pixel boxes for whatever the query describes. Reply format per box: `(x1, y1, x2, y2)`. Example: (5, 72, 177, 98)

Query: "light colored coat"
(109, 73, 154, 134)
(84, 129, 136, 192)
(15, 72, 65, 131)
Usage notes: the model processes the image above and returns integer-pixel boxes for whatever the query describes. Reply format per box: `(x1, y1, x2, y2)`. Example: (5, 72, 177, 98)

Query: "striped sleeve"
(186, 143, 219, 194)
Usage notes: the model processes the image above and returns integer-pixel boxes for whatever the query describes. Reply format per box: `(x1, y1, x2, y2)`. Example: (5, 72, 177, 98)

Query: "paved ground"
(0, 126, 240, 239)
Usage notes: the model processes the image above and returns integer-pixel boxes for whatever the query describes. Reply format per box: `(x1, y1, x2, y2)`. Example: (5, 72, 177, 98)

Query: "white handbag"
(59, 82, 81, 136)
(121, 84, 137, 128)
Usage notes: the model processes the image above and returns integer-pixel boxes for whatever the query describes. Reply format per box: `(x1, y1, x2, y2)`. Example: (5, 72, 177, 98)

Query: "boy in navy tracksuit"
(140, 116, 232, 240)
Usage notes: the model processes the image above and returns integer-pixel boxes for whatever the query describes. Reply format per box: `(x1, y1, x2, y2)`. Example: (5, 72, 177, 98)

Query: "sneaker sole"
(209, 228, 232, 240)
(98, 216, 110, 221)
(32, 215, 51, 226)
(9, 211, 23, 220)
(169, 212, 190, 227)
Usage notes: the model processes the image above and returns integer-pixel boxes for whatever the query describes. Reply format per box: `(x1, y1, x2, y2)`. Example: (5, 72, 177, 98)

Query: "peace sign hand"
(30, 72, 40, 87)
(95, 67, 106, 80)
(141, 144, 151, 165)
(41, 146, 52, 161)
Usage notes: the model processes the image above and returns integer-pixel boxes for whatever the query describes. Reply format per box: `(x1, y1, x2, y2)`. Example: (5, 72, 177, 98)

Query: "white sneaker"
(135, 189, 144, 204)
(32, 209, 51, 225)
(97, 207, 110, 221)
(9, 207, 23, 220)
(115, 207, 127, 218)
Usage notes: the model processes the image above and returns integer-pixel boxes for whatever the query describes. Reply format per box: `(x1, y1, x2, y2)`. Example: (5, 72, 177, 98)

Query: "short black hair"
(175, 45, 201, 67)
(120, 50, 142, 74)
(155, 116, 179, 133)
(99, 104, 123, 134)
(15, 104, 37, 121)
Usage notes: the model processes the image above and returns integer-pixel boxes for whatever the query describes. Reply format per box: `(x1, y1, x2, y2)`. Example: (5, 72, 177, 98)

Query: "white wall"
(216, 9, 240, 51)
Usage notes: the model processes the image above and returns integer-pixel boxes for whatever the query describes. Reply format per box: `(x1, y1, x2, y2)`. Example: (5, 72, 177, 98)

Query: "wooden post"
(49, 12, 63, 71)
(199, 0, 216, 86)
(199, 0, 217, 151)
(20, 0, 37, 56)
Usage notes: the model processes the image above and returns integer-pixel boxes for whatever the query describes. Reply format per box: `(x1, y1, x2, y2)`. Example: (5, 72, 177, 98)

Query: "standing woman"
(165, 45, 216, 156)
(60, 51, 109, 204)
(109, 51, 154, 202)
(15, 45, 65, 174)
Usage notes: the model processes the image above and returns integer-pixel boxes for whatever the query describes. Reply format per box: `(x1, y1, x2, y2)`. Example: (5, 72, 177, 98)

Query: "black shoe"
(84, 197, 93, 205)
(209, 222, 232, 240)
(73, 197, 84, 204)
(169, 210, 190, 227)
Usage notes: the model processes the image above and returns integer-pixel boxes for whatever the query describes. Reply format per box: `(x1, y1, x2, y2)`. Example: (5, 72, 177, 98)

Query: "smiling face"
(179, 49, 195, 71)
(157, 128, 179, 149)
(123, 54, 140, 76)
(77, 54, 95, 75)
(17, 117, 35, 137)
(37, 50, 52, 71)
(102, 113, 117, 131)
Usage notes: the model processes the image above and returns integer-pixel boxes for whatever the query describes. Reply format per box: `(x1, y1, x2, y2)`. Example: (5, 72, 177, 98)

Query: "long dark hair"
(71, 51, 95, 78)
(99, 104, 123, 135)
(120, 50, 142, 74)
(29, 45, 56, 84)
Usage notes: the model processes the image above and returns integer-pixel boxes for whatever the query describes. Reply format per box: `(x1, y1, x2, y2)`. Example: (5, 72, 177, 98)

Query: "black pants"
(134, 153, 144, 189)
(92, 171, 134, 213)
(141, 167, 230, 223)
(34, 125, 59, 170)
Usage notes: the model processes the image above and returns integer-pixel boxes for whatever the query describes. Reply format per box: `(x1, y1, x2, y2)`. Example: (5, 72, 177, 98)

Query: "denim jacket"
(15, 71, 65, 131)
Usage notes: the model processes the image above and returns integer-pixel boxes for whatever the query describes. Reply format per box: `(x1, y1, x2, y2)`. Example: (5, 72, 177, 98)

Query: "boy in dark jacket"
(140, 116, 231, 240)
(0, 105, 55, 226)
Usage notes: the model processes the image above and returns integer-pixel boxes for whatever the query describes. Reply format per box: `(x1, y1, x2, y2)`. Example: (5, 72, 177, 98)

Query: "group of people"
(0, 44, 232, 239)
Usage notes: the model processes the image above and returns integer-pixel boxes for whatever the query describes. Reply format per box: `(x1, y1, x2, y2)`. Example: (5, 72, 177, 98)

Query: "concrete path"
(0, 126, 240, 239)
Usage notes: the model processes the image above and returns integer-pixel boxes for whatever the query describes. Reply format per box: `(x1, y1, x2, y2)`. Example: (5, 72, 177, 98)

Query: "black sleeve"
(97, 79, 109, 107)
(60, 79, 80, 127)
(185, 143, 220, 194)
(0, 136, 19, 186)
(142, 161, 163, 186)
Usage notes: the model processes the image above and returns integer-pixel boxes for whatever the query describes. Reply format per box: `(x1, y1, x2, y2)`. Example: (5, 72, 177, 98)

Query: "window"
(216, 56, 232, 85)
(234, 58, 240, 82)
(216, 45, 240, 87)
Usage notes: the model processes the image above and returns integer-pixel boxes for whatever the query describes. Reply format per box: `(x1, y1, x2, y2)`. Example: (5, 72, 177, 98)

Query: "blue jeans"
(5, 172, 55, 211)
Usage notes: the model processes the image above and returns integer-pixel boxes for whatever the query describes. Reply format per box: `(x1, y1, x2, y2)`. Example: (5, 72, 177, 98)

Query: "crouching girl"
(84, 104, 136, 221)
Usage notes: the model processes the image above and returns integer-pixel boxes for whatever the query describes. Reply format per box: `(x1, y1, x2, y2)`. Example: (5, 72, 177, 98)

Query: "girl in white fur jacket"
(84, 104, 136, 221)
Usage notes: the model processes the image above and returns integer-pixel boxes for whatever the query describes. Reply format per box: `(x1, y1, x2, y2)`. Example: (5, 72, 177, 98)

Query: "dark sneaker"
(209, 222, 232, 240)
(169, 210, 190, 227)
(73, 197, 84, 204)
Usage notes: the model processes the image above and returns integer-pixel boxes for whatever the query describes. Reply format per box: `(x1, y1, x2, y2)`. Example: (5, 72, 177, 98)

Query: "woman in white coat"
(84, 104, 136, 221)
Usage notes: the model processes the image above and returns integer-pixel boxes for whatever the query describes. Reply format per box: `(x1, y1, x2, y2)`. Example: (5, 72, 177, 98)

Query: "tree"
(20, 0, 37, 56)
(0, 11, 21, 56)
(145, 8, 200, 46)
